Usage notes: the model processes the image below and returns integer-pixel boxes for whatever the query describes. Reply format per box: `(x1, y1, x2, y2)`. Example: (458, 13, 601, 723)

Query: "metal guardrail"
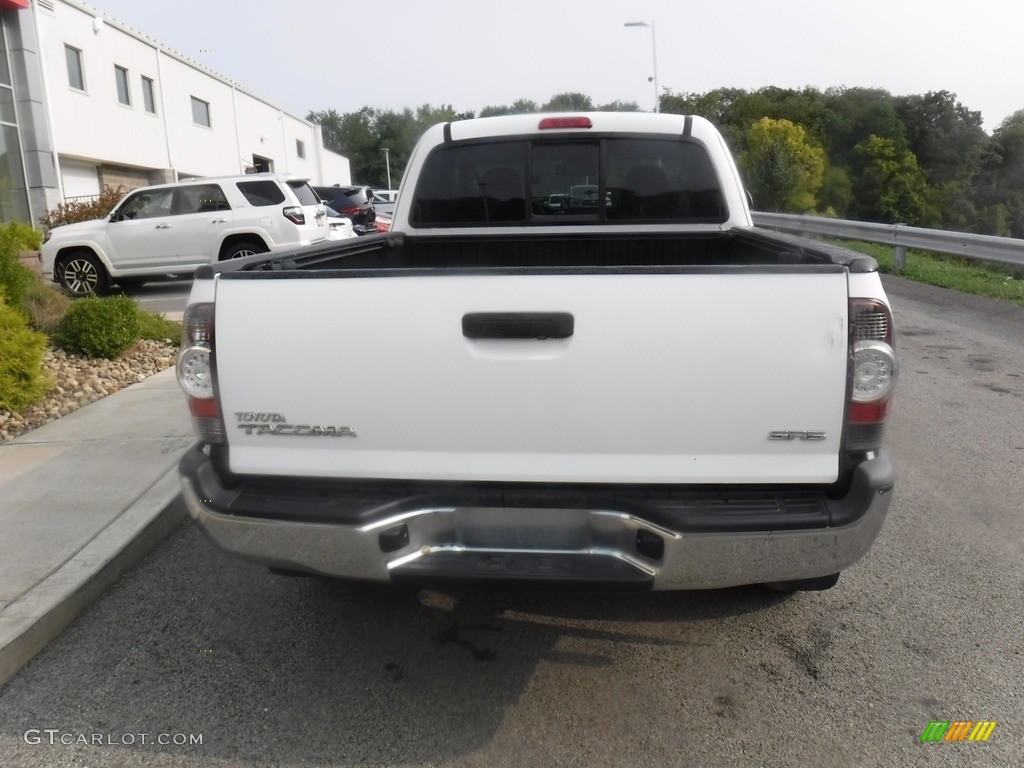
(751, 212, 1024, 270)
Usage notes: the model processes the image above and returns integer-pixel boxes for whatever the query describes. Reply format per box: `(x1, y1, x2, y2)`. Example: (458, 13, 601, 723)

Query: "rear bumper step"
(179, 446, 895, 590)
(390, 551, 654, 590)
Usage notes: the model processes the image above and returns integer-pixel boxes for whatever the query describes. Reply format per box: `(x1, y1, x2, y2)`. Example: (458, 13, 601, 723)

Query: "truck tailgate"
(214, 270, 849, 484)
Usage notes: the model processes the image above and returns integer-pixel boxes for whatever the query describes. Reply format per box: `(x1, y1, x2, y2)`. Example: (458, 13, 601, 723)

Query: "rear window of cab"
(408, 137, 726, 227)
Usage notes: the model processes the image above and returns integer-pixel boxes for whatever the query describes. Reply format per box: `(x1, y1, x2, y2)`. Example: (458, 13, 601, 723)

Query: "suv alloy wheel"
(222, 241, 267, 260)
(57, 251, 108, 297)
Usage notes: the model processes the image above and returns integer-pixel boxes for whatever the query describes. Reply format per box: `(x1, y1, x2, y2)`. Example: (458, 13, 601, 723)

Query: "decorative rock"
(0, 339, 178, 442)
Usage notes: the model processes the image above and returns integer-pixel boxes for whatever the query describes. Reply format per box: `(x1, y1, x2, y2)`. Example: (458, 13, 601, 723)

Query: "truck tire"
(221, 240, 267, 260)
(56, 251, 109, 297)
(268, 567, 316, 578)
(761, 572, 841, 592)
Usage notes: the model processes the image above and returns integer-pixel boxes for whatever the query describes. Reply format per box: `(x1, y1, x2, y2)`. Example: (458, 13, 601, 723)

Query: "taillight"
(283, 206, 305, 225)
(339, 206, 360, 215)
(176, 302, 225, 444)
(539, 116, 593, 130)
(845, 299, 898, 452)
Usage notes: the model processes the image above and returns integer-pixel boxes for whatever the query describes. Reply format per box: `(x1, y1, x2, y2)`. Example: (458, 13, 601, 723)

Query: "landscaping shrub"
(0, 233, 34, 309)
(0, 220, 43, 252)
(20, 278, 72, 334)
(0, 291, 51, 411)
(39, 185, 127, 230)
(54, 295, 140, 358)
(136, 307, 182, 344)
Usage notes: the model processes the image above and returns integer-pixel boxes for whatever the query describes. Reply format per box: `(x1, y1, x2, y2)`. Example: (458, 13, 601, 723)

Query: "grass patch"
(834, 240, 1024, 307)
(137, 308, 181, 344)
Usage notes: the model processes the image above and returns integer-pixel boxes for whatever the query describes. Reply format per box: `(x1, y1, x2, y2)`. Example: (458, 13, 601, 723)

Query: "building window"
(114, 65, 130, 106)
(0, 85, 16, 125)
(191, 96, 211, 127)
(65, 45, 85, 91)
(251, 154, 273, 173)
(0, 17, 11, 87)
(0, 124, 33, 222)
(141, 76, 155, 114)
(296, 139, 305, 159)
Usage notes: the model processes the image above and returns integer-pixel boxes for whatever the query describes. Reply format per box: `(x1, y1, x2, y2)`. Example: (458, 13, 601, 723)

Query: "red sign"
(0, 0, 30, 10)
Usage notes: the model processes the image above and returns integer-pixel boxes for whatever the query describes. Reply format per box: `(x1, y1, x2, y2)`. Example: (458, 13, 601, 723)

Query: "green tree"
(374, 108, 423, 187)
(305, 89, 1024, 233)
(595, 100, 641, 112)
(818, 165, 853, 216)
(740, 117, 825, 212)
(822, 88, 906, 169)
(971, 110, 1024, 236)
(306, 108, 345, 153)
(542, 92, 594, 112)
(895, 91, 986, 186)
(479, 98, 540, 117)
(756, 87, 836, 148)
(851, 135, 937, 225)
(309, 104, 475, 186)
(414, 104, 475, 125)
(661, 87, 774, 151)
(308, 107, 379, 182)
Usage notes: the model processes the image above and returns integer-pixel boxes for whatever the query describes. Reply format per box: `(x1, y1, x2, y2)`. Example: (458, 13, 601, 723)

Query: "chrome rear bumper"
(180, 446, 894, 590)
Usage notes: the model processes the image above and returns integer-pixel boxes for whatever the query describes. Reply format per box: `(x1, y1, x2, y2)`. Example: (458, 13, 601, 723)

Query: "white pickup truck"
(176, 112, 898, 592)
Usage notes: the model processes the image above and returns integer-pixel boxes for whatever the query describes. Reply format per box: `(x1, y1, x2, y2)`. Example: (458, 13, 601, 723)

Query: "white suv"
(41, 174, 331, 297)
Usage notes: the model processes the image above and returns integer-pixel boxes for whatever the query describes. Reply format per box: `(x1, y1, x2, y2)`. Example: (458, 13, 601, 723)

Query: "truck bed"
(213, 227, 878, 275)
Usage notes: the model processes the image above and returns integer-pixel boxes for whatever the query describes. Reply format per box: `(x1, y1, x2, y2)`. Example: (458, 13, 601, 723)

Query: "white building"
(0, 0, 350, 225)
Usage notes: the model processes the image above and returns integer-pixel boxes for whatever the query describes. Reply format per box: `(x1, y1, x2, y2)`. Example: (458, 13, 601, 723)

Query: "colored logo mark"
(920, 721, 997, 743)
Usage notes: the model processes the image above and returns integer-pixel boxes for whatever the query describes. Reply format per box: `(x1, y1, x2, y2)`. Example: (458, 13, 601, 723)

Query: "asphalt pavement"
(113, 277, 193, 316)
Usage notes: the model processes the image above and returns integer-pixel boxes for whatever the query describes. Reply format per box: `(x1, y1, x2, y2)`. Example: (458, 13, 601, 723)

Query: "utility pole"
(624, 20, 659, 113)
(381, 147, 392, 189)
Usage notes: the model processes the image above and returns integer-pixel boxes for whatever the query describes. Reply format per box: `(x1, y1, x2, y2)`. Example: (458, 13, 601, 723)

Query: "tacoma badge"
(234, 412, 356, 436)
(238, 424, 357, 437)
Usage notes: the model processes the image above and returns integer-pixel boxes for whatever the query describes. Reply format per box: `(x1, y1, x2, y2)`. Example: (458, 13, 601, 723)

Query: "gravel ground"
(0, 339, 178, 442)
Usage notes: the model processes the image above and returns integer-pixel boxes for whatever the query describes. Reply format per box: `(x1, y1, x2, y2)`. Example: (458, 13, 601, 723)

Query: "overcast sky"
(86, 0, 1022, 132)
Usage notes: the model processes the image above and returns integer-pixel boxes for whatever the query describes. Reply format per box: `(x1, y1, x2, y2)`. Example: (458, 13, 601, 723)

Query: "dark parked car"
(312, 185, 376, 230)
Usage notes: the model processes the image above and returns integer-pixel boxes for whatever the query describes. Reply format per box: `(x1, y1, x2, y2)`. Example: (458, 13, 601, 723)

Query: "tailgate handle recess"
(462, 312, 574, 340)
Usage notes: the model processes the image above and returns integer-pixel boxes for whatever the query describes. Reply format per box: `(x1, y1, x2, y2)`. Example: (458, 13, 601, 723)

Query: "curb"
(0, 466, 187, 688)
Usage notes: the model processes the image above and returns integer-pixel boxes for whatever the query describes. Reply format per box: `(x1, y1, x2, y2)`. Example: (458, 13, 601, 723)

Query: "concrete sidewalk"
(0, 367, 192, 687)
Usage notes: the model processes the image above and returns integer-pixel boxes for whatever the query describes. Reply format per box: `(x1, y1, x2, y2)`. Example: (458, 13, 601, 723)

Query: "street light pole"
(624, 20, 659, 113)
(381, 147, 392, 189)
